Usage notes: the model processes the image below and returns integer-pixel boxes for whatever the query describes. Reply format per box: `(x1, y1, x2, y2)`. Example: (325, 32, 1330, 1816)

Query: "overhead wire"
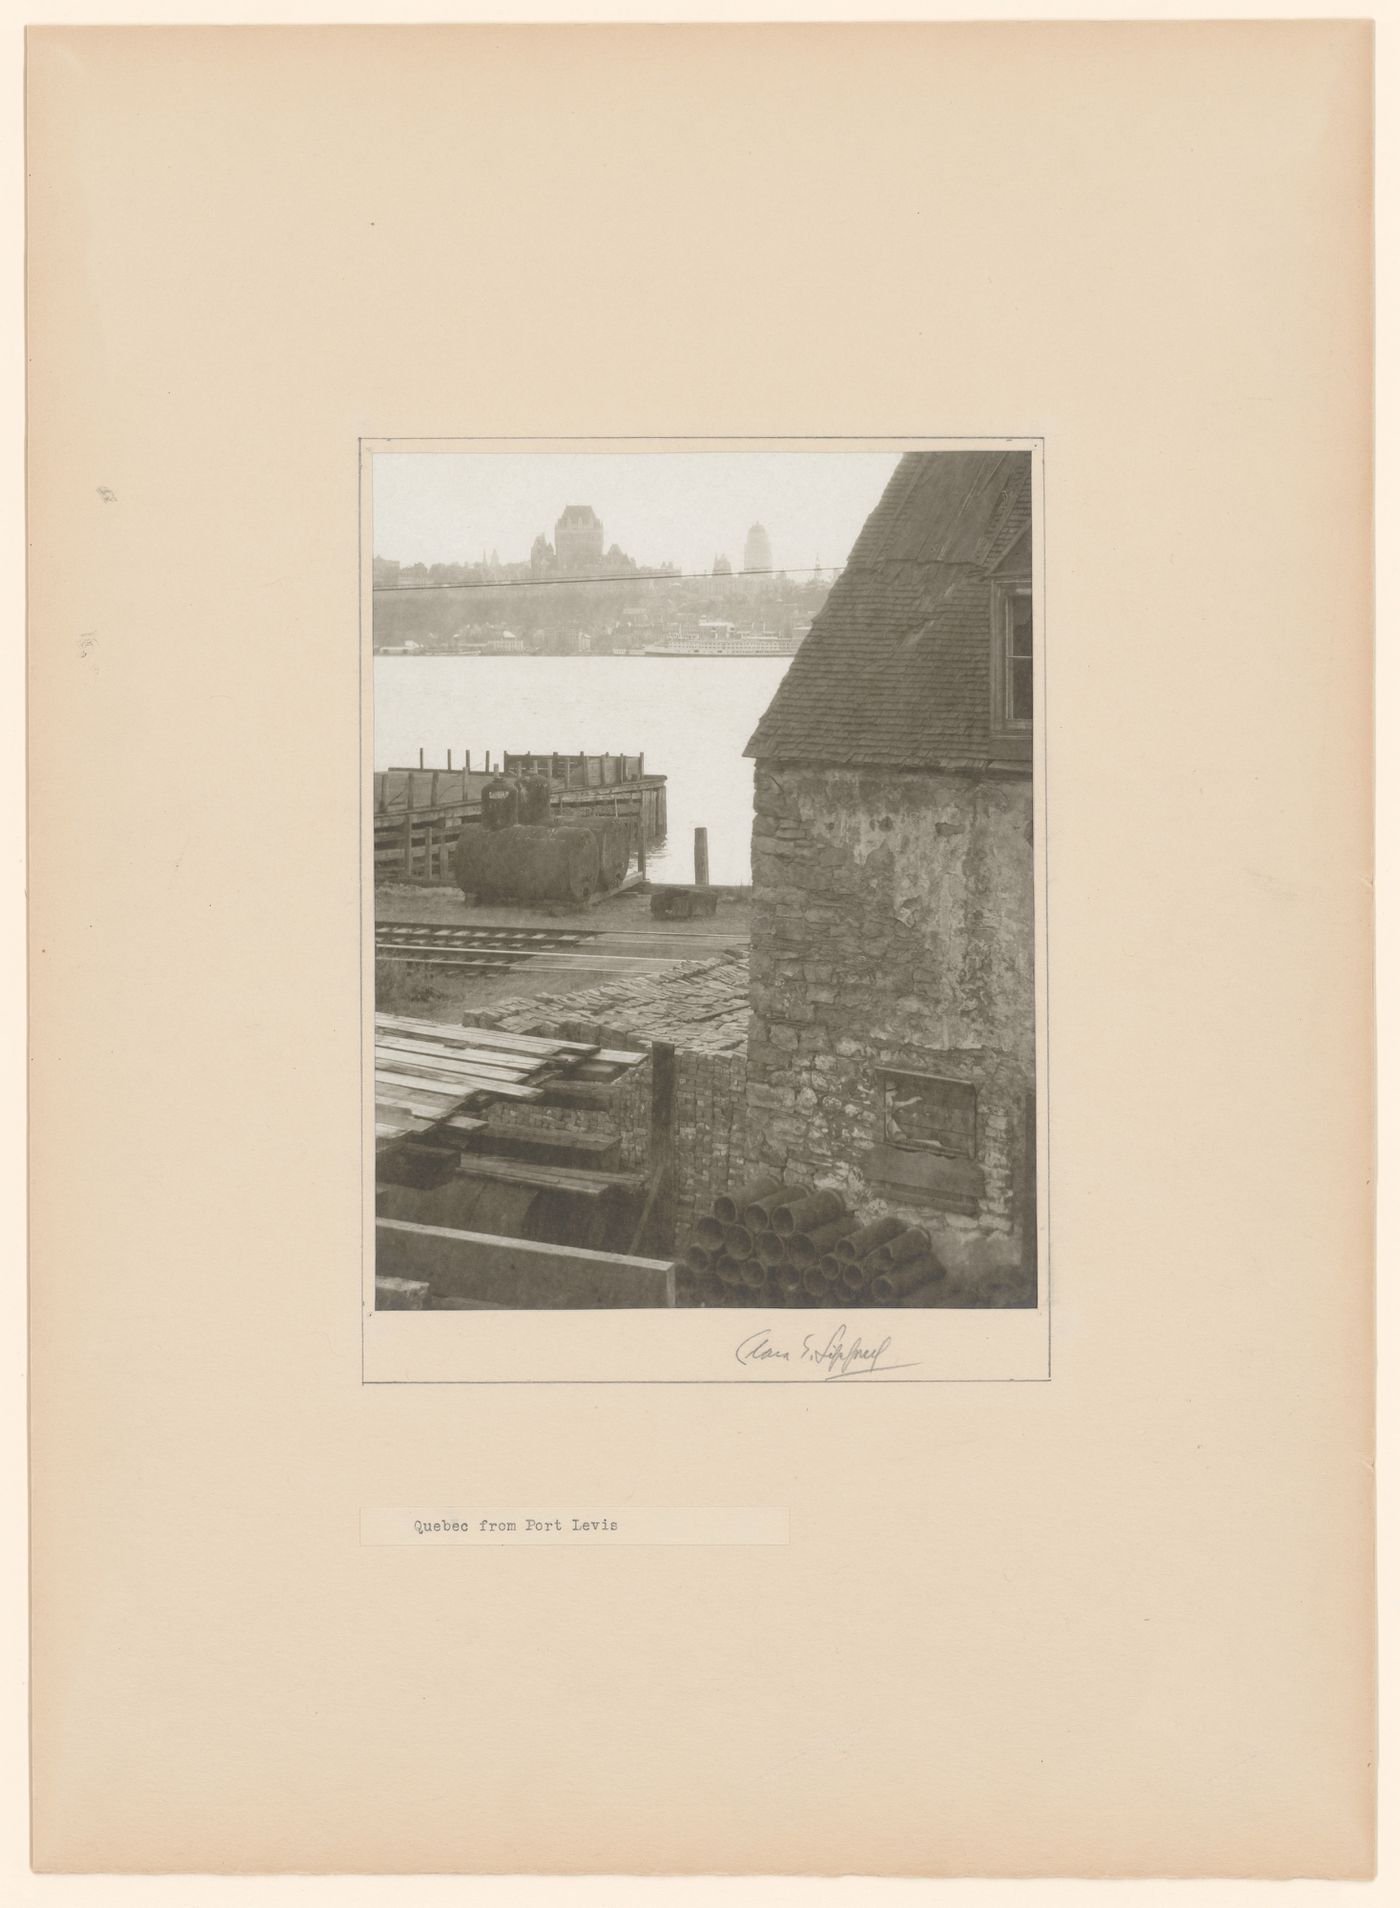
(372, 563, 840, 595)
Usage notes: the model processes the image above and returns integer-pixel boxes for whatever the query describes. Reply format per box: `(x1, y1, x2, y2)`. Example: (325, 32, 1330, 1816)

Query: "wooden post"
(419, 747, 425, 769)
(402, 810, 414, 877)
(694, 826, 709, 887)
(463, 748, 470, 772)
(638, 751, 645, 778)
(635, 819, 647, 879)
(635, 1040, 677, 1256)
(430, 770, 441, 808)
(446, 749, 453, 771)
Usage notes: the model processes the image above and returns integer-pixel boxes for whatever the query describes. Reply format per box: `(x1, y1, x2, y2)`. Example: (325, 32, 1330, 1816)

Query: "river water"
(374, 654, 791, 886)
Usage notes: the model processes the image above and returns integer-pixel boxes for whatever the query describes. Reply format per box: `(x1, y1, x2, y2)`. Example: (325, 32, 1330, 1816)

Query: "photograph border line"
(360, 434, 1051, 1385)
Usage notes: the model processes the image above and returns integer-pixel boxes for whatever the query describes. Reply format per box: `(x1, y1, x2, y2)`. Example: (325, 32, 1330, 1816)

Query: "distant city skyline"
(372, 450, 903, 576)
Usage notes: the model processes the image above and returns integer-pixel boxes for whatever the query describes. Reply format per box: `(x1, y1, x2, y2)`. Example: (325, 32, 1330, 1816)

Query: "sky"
(371, 450, 904, 577)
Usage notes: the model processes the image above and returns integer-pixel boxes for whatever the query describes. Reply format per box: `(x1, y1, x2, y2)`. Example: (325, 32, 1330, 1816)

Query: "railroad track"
(376, 922, 599, 976)
(377, 923, 597, 952)
(373, 920, 735, 975)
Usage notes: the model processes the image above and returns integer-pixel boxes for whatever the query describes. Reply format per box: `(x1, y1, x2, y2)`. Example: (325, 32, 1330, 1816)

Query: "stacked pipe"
(672, 1177, 947, 1308)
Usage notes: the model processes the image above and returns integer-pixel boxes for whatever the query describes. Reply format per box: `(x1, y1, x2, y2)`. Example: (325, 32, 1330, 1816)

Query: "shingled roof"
(745, 451, 1033, 770)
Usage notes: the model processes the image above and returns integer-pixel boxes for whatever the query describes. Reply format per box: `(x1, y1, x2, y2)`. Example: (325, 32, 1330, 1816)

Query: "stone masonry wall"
(746, 764, 1035, 1297)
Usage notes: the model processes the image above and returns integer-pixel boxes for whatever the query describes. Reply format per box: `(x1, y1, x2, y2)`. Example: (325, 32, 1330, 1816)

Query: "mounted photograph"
(365, 442, 1044, 1335)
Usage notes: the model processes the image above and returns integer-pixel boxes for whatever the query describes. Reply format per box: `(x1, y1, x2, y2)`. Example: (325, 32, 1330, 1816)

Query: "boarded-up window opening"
(880, 1071, 977, 1158)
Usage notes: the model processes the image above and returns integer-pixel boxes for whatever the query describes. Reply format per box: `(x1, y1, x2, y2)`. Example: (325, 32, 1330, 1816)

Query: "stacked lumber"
(374, 1012, 644, 1146)
(672, 1177, 947, 1309)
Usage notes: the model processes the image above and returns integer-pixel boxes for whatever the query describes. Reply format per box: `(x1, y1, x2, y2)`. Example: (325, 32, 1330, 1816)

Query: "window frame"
(989, 576, 1034, 750)
(878, 1068, 979, 1161)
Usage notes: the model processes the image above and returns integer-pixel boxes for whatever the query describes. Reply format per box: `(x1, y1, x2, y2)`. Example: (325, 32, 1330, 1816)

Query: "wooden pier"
(373, 751, 667, 884)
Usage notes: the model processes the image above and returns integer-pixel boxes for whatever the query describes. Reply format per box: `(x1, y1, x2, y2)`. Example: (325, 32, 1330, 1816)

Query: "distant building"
(743, 524, 772, 573)
(456, 629, 527, 656)
(744, 450, 1036, 1302)
(554, 505, 605, 571)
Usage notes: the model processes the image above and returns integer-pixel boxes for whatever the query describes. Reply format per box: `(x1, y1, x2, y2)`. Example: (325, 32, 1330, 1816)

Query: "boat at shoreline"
(640, 624, 801, 659)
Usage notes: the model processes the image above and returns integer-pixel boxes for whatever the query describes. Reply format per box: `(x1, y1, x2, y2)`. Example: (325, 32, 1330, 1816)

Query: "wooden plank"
(377, 1219, 673, 1309)
(453, 1023, 599, 1056)
(374, 1066, 543, 1104)
(377, 1012, 596, 1057)
(377, 1029, 544, 1066)
(464, 1122, 621, 1155)
(372, 1070, 467, 1102)
(375, 1057, 538, 1094)
(375, 1050, 540, 1088)
(454, 1155, 645, 1195)
(375, 1101, 438, 1129)
(376, 1091, 462, 1120)
(377, 1114, 449, 1142)
(376, 1072, 543, 1107)
(375, 1037, 539, 1080)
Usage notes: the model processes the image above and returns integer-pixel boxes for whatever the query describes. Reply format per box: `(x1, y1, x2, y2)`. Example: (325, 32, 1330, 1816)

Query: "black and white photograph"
(369, 443, 1043, 1321)
(27, 17, 1377, 1880)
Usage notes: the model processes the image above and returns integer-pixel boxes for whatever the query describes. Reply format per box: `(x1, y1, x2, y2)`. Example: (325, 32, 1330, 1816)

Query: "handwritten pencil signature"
(734, 1323, 919, 1380)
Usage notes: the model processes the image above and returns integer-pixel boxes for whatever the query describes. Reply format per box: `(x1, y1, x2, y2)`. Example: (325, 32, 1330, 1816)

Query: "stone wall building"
(744, 450, 1037, 1303)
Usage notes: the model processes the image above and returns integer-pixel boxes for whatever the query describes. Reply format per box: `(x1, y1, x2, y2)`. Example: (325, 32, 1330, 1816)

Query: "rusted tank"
(573, 815, 632, 891)
(454, 822, 600, 903)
